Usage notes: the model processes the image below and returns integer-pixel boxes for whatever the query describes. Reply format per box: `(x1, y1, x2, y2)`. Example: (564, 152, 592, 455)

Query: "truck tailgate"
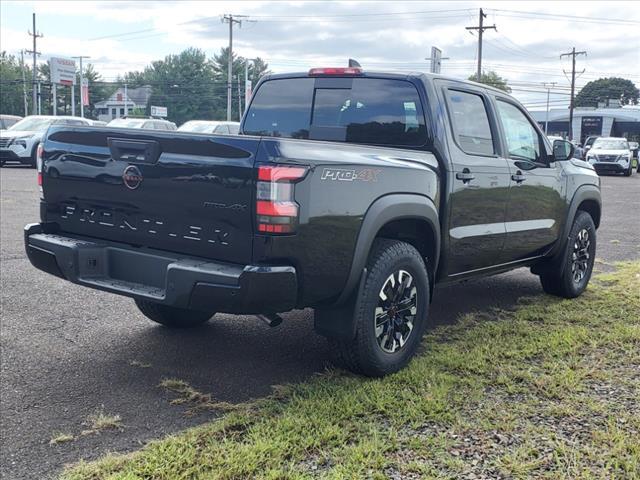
(41, 127, 259, 264)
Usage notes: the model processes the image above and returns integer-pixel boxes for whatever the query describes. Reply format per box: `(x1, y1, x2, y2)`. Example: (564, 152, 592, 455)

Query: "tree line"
(0, 47, 270, 125)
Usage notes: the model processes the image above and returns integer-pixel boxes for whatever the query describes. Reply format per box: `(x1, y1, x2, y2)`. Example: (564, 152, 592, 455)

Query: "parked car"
(25, 67, 601, 377)
(0, 115, 91, 167)
(583, 135, 600, 158)
(0, 114, 22, 130)
(178, 120, 240, 135)
(107, 118, 177, 130)
(585, 137, 634, 176)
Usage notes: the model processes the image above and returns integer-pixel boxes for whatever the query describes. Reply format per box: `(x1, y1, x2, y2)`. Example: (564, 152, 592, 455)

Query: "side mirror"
(553, 139, 574, 161)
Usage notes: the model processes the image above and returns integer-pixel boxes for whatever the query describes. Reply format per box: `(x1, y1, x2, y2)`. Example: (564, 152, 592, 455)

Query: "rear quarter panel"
(252, 138, 440, 306)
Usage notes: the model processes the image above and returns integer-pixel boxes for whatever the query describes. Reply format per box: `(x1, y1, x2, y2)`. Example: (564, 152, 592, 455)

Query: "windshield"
(592, 139, 629, 150)
(108, 119, 146, 128)
(178, 121, 217, 133)
(8, 117, 55, 132)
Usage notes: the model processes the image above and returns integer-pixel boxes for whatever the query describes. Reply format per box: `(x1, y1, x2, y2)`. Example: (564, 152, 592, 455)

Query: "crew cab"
(25, 67, 602, 376)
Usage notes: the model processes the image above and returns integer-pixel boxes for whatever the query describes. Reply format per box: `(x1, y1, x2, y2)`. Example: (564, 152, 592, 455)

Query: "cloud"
(2, 0, 638, 107)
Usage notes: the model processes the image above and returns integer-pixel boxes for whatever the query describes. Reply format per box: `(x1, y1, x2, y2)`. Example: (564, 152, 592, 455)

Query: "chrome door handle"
(511, 172, 526, 183)
(456, 170, 475, 183)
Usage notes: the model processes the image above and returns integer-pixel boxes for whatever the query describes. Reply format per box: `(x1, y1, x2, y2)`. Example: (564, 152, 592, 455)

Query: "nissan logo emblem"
(123, 165, 143, 190)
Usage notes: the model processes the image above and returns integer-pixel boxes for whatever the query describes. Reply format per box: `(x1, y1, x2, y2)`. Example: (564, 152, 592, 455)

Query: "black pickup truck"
(25, 67, 602, 376)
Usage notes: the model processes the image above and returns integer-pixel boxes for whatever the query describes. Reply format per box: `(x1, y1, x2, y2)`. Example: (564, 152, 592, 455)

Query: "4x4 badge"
(123, 165, 143, 190)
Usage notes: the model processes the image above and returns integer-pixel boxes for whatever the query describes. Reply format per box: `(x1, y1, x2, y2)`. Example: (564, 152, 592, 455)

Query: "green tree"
(575, 77, 639, 107)
(0, 51, 31, 116)
(468, 70, 511, 93)
(211, 47, 271, 120)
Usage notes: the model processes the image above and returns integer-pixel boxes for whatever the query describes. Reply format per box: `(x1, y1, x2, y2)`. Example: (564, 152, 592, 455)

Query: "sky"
(1, 0, 639, 110)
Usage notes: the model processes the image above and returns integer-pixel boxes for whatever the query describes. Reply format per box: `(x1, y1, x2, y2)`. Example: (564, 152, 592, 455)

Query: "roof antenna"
(348, 58, 361, 68)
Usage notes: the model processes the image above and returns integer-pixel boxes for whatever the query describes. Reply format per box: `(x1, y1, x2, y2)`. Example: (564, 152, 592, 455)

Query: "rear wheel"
(328, 239, 430, 377)
(539, 211, 596, 298)
(134, 298, 214, 328)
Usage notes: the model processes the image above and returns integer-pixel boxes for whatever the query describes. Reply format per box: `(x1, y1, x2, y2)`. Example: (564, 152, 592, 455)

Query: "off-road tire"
(329, 239, 430, 377)
(539, 211, 596, 298)
(134, 298, 214, 328)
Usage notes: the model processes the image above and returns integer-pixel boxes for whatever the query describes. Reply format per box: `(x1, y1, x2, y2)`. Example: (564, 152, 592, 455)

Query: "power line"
(486, 9, 640, 26)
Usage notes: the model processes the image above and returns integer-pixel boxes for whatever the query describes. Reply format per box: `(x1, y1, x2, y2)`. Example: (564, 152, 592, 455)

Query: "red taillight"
(308, 67, 362, 76)
(36, 144, 44, 192)
(256, 165, 308, 235)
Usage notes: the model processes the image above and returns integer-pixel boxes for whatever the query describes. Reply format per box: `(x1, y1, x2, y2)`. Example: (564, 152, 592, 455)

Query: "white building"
(530, 105, 640, 144)
(94, 86, 152, 122)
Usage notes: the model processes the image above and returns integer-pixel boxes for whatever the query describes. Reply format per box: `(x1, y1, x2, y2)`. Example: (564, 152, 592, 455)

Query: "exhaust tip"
(256, 313, 283, 328)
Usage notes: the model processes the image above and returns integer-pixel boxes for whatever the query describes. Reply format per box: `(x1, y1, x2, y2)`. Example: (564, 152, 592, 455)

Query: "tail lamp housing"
(256, 165, 308, 234)
(36, 143, 44, 196)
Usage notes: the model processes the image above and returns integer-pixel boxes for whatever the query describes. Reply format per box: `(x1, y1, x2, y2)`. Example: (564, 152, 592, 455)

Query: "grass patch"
(62, 262, 640, 479)
(83, 408, 122, 434)
(129, 360, 151, 369)
(50, 433, 74, 446)
(159, 378, 241, 416)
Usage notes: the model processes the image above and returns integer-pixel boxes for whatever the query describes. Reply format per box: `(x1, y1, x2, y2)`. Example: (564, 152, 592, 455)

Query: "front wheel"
(539, 211, 596, 298)
(328, 239, 430, 377)
(134, 299, 214, 328)
(624, 163, 633, 176)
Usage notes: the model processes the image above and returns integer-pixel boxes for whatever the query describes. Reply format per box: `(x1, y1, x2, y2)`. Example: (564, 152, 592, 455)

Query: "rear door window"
(445, 89, 495, 155)
(243, 78, 314, 139)
(244, 77, 427, 147)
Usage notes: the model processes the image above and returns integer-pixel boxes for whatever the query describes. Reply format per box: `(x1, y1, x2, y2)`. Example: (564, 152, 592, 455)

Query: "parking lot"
(1, 166, 638, 479)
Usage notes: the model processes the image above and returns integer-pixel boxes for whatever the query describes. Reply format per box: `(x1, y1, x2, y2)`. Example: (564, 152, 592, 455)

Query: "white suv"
(0, 115, 92, 167)
(585, 137, 634, 177)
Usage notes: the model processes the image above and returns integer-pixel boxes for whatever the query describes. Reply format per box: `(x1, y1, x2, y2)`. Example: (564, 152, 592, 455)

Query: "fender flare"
(336, 193, 440, 305)
(535, 184, 601, 274)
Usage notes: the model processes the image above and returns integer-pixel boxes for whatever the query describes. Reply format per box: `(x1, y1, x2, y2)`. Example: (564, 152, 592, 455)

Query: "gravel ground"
(1, 165, 638, 479)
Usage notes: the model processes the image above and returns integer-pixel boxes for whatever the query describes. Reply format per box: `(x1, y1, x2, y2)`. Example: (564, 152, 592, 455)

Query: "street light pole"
(543, 82, 557, 134)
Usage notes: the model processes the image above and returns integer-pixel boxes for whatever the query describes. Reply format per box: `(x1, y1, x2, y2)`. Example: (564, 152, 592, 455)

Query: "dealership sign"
(50, 57, 76, 85)
(150, 105, 168, 117)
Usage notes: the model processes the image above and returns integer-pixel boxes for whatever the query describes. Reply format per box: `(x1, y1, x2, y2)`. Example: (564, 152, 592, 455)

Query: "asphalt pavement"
(1, 165, 639, 479)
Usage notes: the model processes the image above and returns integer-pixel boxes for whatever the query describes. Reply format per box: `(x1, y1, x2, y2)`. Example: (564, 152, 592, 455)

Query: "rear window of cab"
(243, 77, 427, 147)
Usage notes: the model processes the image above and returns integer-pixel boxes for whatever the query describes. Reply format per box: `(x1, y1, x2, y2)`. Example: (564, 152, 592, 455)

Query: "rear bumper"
(24, 223, 297, 314)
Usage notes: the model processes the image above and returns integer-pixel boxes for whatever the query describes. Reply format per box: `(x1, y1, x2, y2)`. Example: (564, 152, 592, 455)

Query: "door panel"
(441, 86, 511, 276)
(493, 98, 567, 262)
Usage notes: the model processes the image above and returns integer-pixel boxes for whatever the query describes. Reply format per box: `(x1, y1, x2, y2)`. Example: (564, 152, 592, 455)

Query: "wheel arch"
(535, 184, 601, 273)
(336, 194, 440, 305)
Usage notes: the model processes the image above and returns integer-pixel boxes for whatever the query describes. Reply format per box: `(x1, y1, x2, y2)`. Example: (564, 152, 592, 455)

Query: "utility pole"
(466, 8, 496, 82)
(20, 50, 28, 115)
(72, 56, 90, 117)
(37, 81, 42, 114)
(560, 47, 587, 141)
(543, 82, 557, 134)
(27, 13, 43, 115)
(237, 74, 243, 121)
(124, 83, 128, 118)
(222, 14, 247, 121)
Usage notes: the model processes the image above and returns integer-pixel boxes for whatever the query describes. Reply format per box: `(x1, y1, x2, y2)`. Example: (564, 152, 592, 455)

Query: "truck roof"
(261, 70, 510, 95)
